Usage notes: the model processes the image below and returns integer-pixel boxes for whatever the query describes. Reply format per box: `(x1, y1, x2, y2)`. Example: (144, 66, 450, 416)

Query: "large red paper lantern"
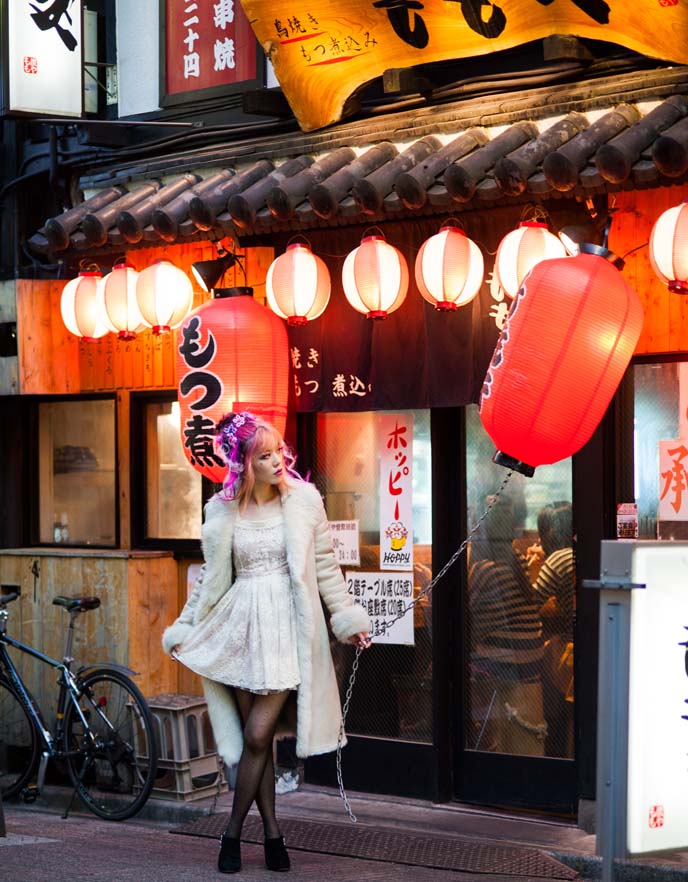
(479, 249, 644, 475)
(342, 234, 408, 319)
(176, 288, 289, 483)
(136, 259, 194, 334)
(266, 242, 331, 325)
(415, 226, 484, 310)
(649, 202, 688, 293)
(494, 221, 567, 299)
(60, 271, 109, 341)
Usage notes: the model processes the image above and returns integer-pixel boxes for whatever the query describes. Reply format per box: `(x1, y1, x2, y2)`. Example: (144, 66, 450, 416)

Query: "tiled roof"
(27, 82, 688, 257)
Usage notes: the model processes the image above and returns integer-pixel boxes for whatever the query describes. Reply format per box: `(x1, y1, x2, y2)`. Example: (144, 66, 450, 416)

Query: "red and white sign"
(648, 806, 665, 829)
(379, 413, 413, 572)
(164, 0, 256, 98)
(626, 543, 688, 854)
(658, 440, 688, 521)
(6, 0, 82, 116)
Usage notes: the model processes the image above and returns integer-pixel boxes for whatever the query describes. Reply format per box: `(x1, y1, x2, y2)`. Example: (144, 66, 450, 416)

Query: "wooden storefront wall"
(3, 242, 272, 701)
(4, 182, 688, 704)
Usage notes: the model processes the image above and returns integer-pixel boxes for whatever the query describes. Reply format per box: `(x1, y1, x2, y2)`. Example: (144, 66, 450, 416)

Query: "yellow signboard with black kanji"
(239, 0, 688, 131)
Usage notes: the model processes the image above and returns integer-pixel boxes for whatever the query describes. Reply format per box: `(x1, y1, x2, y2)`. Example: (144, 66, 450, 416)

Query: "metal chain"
(335, 469, 513, 823)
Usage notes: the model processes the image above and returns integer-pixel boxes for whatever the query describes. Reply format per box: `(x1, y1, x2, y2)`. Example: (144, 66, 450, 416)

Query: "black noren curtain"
(279, 204, 572, 413)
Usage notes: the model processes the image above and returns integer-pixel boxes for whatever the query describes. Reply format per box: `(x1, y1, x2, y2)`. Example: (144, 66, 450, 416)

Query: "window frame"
(130, 390, 211, 553)
(31, 393, 119, 550)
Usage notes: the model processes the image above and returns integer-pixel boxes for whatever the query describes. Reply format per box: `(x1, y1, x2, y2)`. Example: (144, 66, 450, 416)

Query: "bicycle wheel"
(0, 676, 40, 800)
(63, 667, 158, 821)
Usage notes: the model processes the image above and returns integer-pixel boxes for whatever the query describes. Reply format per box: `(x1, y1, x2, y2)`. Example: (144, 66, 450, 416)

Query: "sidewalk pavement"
(3, 782, 688, 882)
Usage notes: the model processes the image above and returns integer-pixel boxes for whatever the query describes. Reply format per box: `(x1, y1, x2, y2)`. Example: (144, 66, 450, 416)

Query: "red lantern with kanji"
(176, 288, 289, 483)
(649, 202, 688, 293)
(479, 248, 644, 475)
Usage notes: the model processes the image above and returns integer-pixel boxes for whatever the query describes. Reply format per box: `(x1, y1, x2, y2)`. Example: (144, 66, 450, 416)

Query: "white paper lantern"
(136, 259, 194, 333)
(649, 202, 688, 294)
(60, 271, 109, 341)
(495, 221, 567, 299)
(96, 262, 145, 340)
(266, 243, 331, 325)
(415, 226, 484, 310)
(342, 235, 408, 319)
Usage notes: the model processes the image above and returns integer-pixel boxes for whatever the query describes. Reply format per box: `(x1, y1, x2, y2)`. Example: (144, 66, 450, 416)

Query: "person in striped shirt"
(468, 498, 546, 755)
(528, 502, 575, 756)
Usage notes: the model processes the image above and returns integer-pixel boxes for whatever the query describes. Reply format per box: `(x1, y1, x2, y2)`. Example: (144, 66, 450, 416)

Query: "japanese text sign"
(379, 413, 414, 572)
(658, 440, 688, 521)
(163, 0, 257, 102)
(625, 543, 688, 854)
(345, 570, 415, 645)
(5, 0, 82, 116)
(328, 520, 361, 566)
(238, 0, 688, 130)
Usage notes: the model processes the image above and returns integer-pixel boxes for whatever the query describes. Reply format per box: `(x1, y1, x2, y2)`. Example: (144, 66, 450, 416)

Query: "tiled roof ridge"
(26, 73, 688, 257)
(78, 66, 688, 189)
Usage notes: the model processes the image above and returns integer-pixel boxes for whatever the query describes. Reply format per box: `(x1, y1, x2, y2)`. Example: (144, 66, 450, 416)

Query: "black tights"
(225, 689, 290, 840)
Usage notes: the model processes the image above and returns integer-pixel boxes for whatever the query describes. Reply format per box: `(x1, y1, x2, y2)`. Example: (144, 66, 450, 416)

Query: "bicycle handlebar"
(0, 592, 19, 607)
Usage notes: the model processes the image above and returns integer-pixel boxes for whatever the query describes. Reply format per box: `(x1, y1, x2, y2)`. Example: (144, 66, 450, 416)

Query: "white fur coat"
(162, 481, 369, 766)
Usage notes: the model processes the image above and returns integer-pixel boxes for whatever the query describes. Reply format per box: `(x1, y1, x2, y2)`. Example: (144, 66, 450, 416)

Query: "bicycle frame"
(0, 608, 138, 767)
(0, 630, 83, 758)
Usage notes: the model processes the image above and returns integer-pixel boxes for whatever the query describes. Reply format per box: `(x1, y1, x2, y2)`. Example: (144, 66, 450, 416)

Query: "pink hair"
(215, 413, 302, 511)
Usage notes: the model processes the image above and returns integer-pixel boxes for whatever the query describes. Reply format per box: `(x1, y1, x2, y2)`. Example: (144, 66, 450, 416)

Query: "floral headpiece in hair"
(219, 411, 251, 467)
(215, 411, 256, 497)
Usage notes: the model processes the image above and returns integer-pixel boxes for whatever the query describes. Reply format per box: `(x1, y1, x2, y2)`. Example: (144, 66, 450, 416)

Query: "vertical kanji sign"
(5, 0, 82, 116)
(658, 440, 688, 521)
(162, 0, 258, 105)
(379, 413, 414, 572)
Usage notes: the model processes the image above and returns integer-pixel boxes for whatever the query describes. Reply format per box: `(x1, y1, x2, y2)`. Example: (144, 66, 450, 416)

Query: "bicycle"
(0, 591, 158, 821)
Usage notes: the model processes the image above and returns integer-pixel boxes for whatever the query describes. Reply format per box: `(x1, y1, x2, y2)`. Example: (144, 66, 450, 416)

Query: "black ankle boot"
(264, 835, 290, 871)
(218, 834, 241, 874)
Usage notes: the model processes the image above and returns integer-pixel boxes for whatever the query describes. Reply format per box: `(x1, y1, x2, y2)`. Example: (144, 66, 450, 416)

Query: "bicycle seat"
(52, 596, 101, 612)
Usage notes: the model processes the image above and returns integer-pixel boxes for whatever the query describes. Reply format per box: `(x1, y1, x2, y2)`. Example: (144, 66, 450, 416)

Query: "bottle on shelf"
(60, 512, 69, 543)
(53, 513, 62, 544)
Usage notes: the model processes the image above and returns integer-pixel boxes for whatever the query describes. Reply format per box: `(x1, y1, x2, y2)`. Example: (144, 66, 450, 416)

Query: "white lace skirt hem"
(174, 570, 301, 693)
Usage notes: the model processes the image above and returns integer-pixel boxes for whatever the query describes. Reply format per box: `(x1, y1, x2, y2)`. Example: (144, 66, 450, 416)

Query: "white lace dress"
(173, 512, 301, 694)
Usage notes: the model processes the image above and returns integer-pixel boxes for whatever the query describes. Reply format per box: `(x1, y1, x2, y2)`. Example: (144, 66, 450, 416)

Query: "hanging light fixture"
(342, 233, 408, 319)
(176, 287, 289, 483)
(96, 261, 145, 341)
(479, 242, 644, 476)
(60, 271, 110, 341)
(135, 259, 194, 334)
(415, 225, 484, 311)
(494, 220, 567, 299)
(649, 201, 688, 293)
(266, 242, 331, 325)
(190, 250, 238, 292)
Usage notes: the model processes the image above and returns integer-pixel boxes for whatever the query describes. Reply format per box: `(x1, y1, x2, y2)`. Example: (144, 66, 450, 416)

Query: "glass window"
(465, 405, 574, 759)
(144, 400, 202, 540)
(315, 410, 432, 743)
(633, 361, 688, 539)
(39, 399, 116, 546)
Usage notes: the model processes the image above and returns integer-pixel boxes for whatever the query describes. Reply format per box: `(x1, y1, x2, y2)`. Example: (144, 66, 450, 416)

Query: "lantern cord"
(335, 468, 514, 823)
(620, 241, 648, 260)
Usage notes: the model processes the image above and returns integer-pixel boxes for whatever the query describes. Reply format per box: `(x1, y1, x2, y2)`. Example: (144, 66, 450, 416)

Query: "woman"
(162, 412, 371, 874)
